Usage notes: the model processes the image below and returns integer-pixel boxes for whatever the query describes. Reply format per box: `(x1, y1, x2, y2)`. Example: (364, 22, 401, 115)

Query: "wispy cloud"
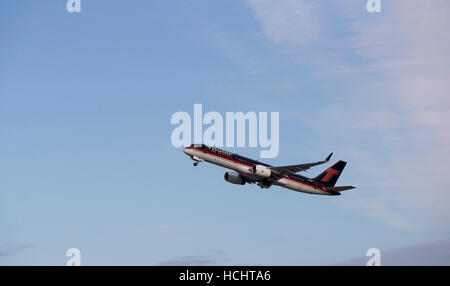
(0, 244, 34, 261)
(246, 0, 450, 229)
(157, 249, 226, 266)
(247, 0, 321, 48)
(333, 239, 450, 266)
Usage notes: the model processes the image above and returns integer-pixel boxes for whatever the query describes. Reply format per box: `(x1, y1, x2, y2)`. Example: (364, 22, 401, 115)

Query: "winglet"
(325, 152, 333, 162)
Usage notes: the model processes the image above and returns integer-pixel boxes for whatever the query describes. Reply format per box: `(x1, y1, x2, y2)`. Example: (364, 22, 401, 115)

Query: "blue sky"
(1, 1, 449, 265)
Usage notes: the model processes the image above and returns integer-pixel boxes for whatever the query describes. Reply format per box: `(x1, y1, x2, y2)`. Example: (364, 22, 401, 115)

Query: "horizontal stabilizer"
(325, 186, 356, 192)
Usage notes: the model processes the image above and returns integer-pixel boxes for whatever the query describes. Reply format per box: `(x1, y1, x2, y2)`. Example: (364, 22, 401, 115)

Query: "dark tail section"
(313, 160, 347, 187)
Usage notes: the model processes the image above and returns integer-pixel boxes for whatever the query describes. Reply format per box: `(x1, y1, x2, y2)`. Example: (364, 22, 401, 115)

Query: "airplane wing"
(269, 153, 333, 176)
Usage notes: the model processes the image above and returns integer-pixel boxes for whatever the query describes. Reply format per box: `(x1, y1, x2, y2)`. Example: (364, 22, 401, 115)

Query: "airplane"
(183, 144, 356, 196)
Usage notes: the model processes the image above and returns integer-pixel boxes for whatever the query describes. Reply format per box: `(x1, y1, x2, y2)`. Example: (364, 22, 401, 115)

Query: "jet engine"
(251, 165, 272, 178)
(224, 172, 246, 185)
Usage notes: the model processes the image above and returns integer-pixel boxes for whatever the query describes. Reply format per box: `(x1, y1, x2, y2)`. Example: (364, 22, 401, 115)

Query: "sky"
(1, 0, 449, 265)
(335, 239, 450, 266)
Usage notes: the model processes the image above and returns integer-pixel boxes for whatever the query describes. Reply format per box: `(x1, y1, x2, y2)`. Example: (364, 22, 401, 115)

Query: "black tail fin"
(313, 160, 347, 187)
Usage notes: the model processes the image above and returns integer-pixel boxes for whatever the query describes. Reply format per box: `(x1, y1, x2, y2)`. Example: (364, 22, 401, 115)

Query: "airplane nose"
(183, 147, 189, 155)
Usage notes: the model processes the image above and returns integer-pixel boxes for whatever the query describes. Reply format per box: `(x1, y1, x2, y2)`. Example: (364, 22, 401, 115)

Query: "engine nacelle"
(224, 172, 246, 185)
(252, 164, 272, 178)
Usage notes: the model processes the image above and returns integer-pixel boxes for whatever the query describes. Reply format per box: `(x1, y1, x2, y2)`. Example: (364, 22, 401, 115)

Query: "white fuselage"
(184, 147, 333, 195)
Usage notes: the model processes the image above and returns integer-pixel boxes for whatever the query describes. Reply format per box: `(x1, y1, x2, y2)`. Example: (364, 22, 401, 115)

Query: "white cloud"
(247, 0, 450, 228)
(247, 0, 321, 47)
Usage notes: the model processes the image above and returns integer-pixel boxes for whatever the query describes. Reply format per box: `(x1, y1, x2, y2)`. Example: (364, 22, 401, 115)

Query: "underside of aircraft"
(183, 144, 356, 196)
